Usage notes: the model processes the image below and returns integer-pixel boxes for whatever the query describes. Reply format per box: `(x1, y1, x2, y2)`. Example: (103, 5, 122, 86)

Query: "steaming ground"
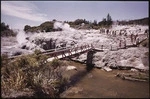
(1, 23, 149, 70)
(1, 30, 33, 56)
(1, 36, 33, 56)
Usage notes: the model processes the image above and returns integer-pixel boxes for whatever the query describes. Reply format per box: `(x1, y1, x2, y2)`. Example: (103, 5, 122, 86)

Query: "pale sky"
(1, 1, 149, 29)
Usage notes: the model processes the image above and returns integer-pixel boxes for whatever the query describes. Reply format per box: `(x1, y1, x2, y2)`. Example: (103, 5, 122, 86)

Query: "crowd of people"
(99, 27, 148, 50)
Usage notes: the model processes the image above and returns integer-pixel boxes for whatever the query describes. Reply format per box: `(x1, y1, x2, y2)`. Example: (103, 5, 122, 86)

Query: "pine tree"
(93, 20, 97, 26)
(106, 13, 112, 26)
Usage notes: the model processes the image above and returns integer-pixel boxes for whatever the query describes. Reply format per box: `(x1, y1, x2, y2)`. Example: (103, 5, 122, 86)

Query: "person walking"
(136, 37, 140, 47)
(101, 45, 103, 50)
(124, 38, 126, 49)
(131, 33, 133, 44)
(106, 29, 109, 35)
(119, 40, 122, 48)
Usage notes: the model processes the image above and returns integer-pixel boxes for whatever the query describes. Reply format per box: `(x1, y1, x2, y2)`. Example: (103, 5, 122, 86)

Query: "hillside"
(23, 17, 149, 33)
(118, 17, 149, 25)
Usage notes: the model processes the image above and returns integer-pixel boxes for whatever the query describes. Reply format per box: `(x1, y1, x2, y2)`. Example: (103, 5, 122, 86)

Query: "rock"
(66, 66, 77, 71)
(72, 53, 87, 63)
(93, 47, 149, 71)
(21, 45, 26, 49)
(115, 72, 149, 82)
(12, 51, 22, 56)
(135, 63, 146, 70)
(103, 67, 112, 72)
(130, 68, 139, 72)
(124, 76, 147, 82)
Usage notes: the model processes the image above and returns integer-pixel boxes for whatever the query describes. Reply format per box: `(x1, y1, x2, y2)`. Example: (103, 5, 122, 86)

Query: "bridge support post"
(86, 50, 95, 71)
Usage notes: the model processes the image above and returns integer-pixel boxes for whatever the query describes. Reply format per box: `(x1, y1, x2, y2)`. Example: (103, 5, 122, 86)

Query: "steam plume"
(54, 21, 75, 32)
(16, 30, 27, 45)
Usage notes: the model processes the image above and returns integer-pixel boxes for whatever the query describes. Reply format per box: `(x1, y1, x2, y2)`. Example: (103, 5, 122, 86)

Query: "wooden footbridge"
(8, 44, 95, 61)
(8, 34, 148, 62)
(43, 44, 94, 61)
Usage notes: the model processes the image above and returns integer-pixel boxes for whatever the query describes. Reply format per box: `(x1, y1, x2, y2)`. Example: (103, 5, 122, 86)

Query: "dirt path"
(60, 61, 149, 98)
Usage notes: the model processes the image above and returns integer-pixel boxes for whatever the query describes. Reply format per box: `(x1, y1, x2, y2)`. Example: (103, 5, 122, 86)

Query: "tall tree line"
(1, 22, 17, 37)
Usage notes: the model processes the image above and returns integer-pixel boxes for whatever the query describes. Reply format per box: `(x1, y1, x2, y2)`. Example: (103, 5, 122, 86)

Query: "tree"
(1, 22, 9, 31)
(98, 18, 106, 27)
(1, 22, 16, 37)
(24, 25, 31, 32)
(93, 20, 98, 26)
(102, 18, 107, 26)
(74, 19, 85, 25)
(106, 13, 113, 26)
(52, 19, 57, 22)
(40, 21, 53, 32)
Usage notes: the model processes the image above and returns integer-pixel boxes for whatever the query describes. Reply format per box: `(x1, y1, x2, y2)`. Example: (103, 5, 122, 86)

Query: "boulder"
(66, 66, 77, 71)
(103, 67, 112, 72)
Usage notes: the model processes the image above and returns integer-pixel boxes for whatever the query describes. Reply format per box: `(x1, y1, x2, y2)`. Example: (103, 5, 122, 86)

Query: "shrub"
(1, 22, 17, 37)
(1, 50, 68, 98)
(140, 39, 149, 48)
(1, 54, 9, 67)
(50, 59, 61, 69)
(13, 51, 22, 56)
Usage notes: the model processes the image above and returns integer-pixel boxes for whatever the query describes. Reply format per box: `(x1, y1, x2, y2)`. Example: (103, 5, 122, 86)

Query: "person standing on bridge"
(99, 29, 101, 34)
(110, 45, 112, 50)
(119, 40, 122, 48)
(144, 29, 149, 38)
(106, 29, 109, 35)
(114, 31, 117, 36)
(112, 31, 114, 37)
(101, 45, 103, 50)
(136, 37, 140, 47)
(123, 38, 126, 49)
(131, 33, 133, 44)
(134, 34, 138, 44)
(119, 31, 122, 36)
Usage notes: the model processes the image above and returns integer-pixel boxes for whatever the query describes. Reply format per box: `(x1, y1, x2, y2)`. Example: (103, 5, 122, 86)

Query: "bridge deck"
(46, 45, 93, 61)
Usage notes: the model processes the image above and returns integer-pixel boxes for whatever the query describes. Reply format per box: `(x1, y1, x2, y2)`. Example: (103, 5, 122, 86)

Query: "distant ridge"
(118, 17, 149, 25)
(23, 17, 149, 33)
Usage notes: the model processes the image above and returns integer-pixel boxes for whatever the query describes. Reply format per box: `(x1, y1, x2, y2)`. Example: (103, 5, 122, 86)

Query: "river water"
(60, 61, 149, 98)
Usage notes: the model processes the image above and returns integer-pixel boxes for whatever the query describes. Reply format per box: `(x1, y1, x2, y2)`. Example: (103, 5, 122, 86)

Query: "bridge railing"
(45, 44, 93, 59)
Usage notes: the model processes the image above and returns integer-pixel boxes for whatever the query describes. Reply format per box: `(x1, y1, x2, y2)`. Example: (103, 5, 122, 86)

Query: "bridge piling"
(86, 50, 95, 71)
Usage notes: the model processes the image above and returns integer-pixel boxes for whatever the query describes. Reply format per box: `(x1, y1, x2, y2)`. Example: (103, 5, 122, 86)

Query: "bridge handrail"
(41, 46, 72, 53)
(44, 44, 92, 57)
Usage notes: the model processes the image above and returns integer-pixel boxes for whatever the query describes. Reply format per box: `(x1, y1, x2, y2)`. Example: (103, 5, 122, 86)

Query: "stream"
(60, 61, 149, 98)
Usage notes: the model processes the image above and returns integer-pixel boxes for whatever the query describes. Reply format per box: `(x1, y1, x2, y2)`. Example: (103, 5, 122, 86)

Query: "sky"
(1, 1, 149, 29)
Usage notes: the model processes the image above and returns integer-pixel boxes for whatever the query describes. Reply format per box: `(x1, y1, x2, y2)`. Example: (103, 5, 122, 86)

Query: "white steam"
(54, 21, 75, 32)
(16, 30, 28, 45)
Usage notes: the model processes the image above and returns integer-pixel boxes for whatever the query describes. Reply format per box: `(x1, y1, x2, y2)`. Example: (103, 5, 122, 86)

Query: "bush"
(1, 22, 17, 37)
(1, 54, 9, 67)
(24, 25, 31, 32)
(140, 39, 149, 48)
(24, 21, 55, 33)
(50, 59, 62, 69)
(1, 50, 67, 98)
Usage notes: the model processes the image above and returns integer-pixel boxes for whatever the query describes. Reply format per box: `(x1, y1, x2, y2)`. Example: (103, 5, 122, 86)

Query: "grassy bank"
(1, 50, 68, 98)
